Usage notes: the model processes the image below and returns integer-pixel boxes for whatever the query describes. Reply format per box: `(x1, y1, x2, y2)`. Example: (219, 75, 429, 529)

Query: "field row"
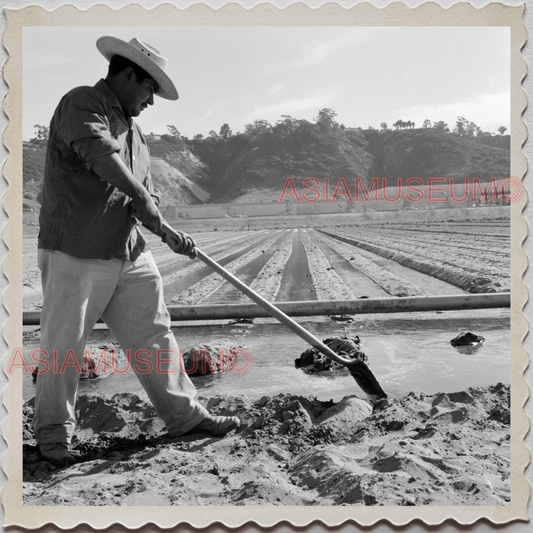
(320, 223, 509, 293)
(155, 223, 508, 305)
(22, 221, 509, 311)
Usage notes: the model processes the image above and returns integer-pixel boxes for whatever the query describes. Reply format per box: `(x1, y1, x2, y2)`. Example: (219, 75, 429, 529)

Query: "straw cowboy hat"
(96, 36, 179, 100)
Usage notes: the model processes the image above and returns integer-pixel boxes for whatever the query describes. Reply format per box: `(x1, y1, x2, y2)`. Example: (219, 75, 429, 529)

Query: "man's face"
(121, 72, 159, 118)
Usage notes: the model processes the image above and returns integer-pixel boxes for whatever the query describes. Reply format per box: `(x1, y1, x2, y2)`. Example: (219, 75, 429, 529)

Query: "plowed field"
(22, 210, 510, 311)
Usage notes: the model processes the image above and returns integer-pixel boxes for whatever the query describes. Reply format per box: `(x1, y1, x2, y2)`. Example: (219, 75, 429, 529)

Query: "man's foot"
(186, 415, 241, 437)
(39, 443, 75, 466)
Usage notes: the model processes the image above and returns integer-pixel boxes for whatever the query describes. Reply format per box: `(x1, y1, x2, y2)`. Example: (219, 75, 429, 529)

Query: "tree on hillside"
(275, 115, 298, 136)
(314, 108, 338, 132)
(423, 119, 432, 128)
(380, 122, 388, 130)
(498, 126, 508, 135)
(433, 121, 449, 132)
(454, 117, 480, 137)
(466, 121, 481, 137)
(167, 125, 180, 138)
(244, 119, 272, 140)
(31, 124, 49, 144)
(393, 119, 414, 130)
(344, 127, 367, 147)
(165, 124, 188, 143)
(219, 123, 233, 139)
(293, 118, 317, 145)
(193, 133, 204, 140)
(454, 116, 467, 136)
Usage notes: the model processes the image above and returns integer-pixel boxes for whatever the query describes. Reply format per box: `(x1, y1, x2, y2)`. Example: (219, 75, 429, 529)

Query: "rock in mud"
(330, 315, 355, 323)
(182, 344, 235, 376)
(294, 336, 367, 373)
(228, 317, 254, 326)
(450, 332, 485, 347)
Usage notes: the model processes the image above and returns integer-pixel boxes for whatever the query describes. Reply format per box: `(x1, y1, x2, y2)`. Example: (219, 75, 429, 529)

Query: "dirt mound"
(23, 393, 166, 463)
(23, 383, 510, 506)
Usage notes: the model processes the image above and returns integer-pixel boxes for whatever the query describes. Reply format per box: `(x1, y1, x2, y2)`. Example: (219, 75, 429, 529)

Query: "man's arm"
(91, 152, 197, 259)
(91, 152, 162, 233)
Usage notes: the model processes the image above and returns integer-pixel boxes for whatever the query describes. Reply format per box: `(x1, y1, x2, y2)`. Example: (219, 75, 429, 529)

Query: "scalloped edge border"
(1, 1, 529, 529)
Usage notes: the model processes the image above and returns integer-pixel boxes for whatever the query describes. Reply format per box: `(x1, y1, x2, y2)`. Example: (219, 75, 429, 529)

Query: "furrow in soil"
(171, 231, 285, 305)
(299, 229, 354, 301)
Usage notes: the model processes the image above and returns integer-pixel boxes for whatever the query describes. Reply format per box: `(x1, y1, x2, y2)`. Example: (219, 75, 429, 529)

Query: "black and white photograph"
(1, 1, 529, 529)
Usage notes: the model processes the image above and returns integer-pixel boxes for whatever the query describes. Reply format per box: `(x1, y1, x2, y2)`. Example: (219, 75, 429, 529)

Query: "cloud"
(198, 107, 214, 122)
(261, 31, 367, 78)
(263, 81, 287, 97)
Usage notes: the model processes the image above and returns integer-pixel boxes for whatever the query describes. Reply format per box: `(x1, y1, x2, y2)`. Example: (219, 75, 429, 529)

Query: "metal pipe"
(169, 292, 510, 320)
(23, 293, 510, 326)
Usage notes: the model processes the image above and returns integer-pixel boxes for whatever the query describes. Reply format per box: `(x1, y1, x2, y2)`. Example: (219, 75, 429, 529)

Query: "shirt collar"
(94, 79, 132, 127)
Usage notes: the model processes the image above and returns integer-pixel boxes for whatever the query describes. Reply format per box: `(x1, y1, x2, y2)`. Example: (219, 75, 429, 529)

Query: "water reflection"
(452, 345, 484, 356)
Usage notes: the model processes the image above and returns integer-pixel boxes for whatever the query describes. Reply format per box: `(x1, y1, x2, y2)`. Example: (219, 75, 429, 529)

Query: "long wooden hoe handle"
(161, 221, 351, 366)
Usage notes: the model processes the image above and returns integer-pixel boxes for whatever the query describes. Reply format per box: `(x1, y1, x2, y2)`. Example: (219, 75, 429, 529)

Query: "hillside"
(150, 158, 210, 205)
(22, 122, 510, 208)
(21, 137, 211, 211)
(191, 126, 373, 203)
(145, 134, 211, 193)
(22, 141, 47, 209)
(183, 115, 510, 203)
(145, 134, 211, 207)
(365, 129, 510, 186)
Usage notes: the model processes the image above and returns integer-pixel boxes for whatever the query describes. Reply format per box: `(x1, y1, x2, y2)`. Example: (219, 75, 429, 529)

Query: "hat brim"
(96, 36, 178, 101)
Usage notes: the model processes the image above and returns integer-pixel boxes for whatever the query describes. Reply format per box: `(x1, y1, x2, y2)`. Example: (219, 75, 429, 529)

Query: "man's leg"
(33, 250, 122, 448)
(101, 251, 239, 436)
(101, 251, 207, 435)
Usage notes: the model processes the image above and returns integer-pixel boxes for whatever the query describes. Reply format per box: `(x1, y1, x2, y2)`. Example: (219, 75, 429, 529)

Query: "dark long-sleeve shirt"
(38, 79, 160, 261)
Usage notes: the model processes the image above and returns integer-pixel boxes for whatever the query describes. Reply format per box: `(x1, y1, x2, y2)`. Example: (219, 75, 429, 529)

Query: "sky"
(23, 26, 510, 140)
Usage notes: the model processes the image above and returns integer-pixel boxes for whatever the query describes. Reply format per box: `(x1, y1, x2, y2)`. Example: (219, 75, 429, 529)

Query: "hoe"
(161, 221, 387, 399)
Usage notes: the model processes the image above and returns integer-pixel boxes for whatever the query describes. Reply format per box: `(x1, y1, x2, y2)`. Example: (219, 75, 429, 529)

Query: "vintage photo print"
(1, 1, 528, 529)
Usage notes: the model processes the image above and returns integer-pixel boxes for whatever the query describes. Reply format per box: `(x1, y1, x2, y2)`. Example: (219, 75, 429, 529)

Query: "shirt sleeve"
(57, 89, 121, 168)
(144, 172, 162, 207)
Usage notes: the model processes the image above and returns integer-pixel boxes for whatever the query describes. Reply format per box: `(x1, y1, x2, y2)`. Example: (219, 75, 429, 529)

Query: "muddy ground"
(22, 383, 510, 506)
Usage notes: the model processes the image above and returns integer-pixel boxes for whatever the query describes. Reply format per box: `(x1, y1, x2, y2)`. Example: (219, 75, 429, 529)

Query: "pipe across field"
(23, 293, 510, 325)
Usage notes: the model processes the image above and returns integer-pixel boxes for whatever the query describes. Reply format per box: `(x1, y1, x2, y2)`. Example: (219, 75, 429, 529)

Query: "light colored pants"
(33, 249, 208, 445)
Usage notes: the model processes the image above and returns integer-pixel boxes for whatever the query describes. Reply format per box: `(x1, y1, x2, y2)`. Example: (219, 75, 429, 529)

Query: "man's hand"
(165, 230, 197, 259)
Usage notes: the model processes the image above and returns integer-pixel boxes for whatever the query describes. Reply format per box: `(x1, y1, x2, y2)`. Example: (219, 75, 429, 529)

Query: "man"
(34, 36, 240, 466)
